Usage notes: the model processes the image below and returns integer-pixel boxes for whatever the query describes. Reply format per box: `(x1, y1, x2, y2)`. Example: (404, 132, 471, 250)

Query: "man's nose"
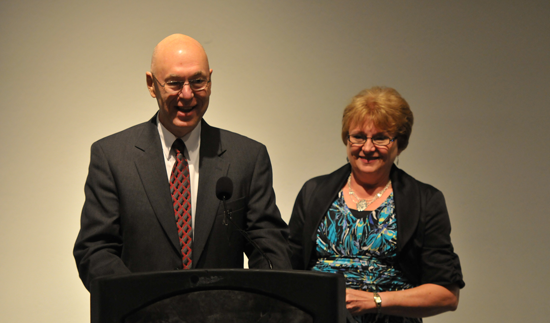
(178, 84, 194, 100)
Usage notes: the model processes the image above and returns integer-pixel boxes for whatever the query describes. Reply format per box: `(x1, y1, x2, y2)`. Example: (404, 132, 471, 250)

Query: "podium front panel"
(91, 269, 347, 323)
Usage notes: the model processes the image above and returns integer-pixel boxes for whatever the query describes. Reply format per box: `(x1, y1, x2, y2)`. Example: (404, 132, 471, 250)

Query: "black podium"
(91, 269, 351, 323)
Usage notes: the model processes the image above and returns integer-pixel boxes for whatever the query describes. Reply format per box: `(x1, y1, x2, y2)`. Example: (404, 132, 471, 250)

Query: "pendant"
(356, 200, 367, 212)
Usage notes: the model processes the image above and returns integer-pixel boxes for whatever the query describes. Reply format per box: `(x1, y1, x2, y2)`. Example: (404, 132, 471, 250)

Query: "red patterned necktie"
(170, 139, 192, 269)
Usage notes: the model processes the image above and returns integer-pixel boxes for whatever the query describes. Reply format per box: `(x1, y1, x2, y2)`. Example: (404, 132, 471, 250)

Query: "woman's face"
(346, 120, 400, 182)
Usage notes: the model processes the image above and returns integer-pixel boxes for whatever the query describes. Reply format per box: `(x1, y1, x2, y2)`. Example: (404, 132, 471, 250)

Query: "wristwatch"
(373, 291, 382, 314)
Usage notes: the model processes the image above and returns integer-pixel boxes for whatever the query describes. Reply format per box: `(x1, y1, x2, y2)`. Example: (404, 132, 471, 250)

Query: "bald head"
(150, 34, 209, 75)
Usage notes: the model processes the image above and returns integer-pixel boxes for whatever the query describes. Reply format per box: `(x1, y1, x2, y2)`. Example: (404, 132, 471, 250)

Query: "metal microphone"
(215, 177, 273, 269)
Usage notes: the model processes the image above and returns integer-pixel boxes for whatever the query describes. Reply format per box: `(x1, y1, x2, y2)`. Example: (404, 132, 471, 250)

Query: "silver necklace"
(347, 175, 392, 211)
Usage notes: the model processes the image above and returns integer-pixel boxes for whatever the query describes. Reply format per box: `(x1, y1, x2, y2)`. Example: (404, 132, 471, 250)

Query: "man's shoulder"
(86, 119, 158, 160)
(93, 119, 154, 147)
(203, 121, 266, 150)
(219, 128, 264, 146)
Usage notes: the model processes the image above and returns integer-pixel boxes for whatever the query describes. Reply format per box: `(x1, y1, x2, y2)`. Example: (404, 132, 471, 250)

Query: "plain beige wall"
(1, 1, 549, 322)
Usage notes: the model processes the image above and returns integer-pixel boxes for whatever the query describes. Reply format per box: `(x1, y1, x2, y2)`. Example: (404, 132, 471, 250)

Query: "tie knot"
(172, 139, 187, 155)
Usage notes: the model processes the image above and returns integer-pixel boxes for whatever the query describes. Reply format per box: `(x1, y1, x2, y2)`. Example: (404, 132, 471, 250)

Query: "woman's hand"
(346, 289, 377, 316)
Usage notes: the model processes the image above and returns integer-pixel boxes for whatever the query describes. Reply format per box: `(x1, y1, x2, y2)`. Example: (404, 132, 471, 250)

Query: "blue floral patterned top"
(312, 190, 421, 323)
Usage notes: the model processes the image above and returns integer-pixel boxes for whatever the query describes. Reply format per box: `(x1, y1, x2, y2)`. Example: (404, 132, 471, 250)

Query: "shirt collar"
(157, 115, 201, 161)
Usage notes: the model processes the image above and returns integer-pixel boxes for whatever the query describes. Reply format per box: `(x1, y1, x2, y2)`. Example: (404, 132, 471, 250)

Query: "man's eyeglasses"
(152, 73, 210, 93)
(348, 134, 397, 147)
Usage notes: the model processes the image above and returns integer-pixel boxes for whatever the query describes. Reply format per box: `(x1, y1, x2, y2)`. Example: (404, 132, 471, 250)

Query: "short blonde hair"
(341, 86, 414, 152)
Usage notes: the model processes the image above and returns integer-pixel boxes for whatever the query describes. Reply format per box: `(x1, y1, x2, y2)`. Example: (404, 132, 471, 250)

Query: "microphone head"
(216, 177, 233, 200)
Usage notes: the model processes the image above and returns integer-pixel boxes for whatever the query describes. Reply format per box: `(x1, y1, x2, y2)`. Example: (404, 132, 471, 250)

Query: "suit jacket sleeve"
(243, 145, 292, 270)
(288, 182, 308, 269)
(73, 141, 131, 290)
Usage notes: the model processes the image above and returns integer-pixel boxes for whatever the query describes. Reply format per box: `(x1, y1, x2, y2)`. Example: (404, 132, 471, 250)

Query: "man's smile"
(176, 105, 196, 113)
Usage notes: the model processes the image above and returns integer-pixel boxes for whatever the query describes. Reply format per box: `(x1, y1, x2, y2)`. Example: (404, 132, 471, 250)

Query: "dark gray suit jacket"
(289, 164, 464, 288)
(74, 116, 291, 290)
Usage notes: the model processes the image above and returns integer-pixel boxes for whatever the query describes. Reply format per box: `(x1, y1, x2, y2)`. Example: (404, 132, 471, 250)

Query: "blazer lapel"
(391, 165, 420, 254)
(134, 116, 181, 254)
(192, 120, 229, 266)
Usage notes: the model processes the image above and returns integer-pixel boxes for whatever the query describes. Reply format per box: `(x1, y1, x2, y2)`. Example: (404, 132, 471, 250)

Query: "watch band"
(373, 291, 382, 316)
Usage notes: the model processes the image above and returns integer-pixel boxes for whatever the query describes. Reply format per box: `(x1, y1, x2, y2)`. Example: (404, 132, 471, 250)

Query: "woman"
(289, 86, 464, 323)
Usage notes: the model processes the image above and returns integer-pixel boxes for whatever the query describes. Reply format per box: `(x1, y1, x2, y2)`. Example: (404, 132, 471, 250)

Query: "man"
(74, 34, 291, 291)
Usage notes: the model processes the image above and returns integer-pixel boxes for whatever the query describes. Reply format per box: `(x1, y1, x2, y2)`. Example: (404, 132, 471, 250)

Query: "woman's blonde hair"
(341, 86, 414, 152)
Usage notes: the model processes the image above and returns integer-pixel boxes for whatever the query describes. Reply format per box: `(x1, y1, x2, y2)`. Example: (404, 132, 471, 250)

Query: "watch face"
(374, 293, 382, 307)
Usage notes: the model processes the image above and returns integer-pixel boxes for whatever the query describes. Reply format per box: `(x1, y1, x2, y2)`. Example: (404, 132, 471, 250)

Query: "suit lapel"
(134, 116, 181, 254)
(192, 120, 229, 267)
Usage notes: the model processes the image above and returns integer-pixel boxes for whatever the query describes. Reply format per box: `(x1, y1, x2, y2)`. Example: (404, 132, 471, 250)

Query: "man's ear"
(146, 72, 157, 98)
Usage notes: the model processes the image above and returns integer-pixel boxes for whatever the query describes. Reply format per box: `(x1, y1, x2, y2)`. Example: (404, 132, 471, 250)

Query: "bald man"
(74, 34, 291, 290)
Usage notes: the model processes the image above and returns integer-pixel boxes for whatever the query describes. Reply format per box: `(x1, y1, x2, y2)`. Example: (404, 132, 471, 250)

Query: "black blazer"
(288, 164, 464, 288)
(74, 116, 291, 290)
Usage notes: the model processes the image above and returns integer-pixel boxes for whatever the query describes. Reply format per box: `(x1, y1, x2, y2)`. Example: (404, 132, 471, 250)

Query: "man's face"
(147, 44, 212, 138)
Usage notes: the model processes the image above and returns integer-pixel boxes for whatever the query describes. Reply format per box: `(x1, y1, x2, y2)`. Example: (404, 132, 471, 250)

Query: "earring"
(396, 156, 399, 166)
